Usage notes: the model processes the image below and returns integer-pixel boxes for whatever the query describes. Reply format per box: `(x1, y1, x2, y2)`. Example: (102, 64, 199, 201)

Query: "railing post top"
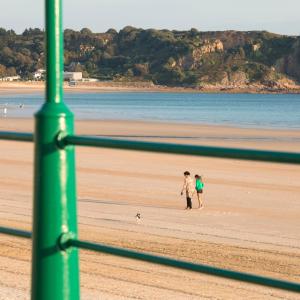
(45, 0, 64, 105)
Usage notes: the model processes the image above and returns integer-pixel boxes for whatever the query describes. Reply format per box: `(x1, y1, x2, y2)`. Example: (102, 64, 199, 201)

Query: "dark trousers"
(186, 197, 192, 209)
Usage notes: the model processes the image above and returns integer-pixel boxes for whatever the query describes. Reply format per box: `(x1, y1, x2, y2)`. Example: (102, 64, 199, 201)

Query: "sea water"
(0, 92, 299, 129)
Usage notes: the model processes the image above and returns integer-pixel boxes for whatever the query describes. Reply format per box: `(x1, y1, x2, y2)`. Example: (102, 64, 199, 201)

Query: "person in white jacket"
(181, 171, 194, 209)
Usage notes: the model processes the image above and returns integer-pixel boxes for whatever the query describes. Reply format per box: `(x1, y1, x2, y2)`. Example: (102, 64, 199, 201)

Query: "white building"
(63, 72, 82, 81)
(82, 78, 99, 82)
(33, 69, 46, 80)
(0, 75, 21, 82)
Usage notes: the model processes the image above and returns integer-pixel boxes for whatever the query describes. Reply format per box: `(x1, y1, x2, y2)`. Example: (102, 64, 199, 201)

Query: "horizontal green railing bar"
(69, 239, 300, 293)
(1, 131, 300, 165)
(1, 226, 300, 293)
(0, 226, 31, 239)
(0, 131, 34, 142)
(64, 135, 300, 164)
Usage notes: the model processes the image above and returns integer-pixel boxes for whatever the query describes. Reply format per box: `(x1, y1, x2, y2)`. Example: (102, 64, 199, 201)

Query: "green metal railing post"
(31, 0, 80, 299)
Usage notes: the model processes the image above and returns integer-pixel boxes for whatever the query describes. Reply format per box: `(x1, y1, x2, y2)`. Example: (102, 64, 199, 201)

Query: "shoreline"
(1, 81, 300, 94)
(2, 116, 300, 132)
(1, 86, 300, 132)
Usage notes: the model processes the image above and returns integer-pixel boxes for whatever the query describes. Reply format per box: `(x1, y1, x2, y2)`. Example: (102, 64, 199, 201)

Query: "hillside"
(0, 27, 300, 89)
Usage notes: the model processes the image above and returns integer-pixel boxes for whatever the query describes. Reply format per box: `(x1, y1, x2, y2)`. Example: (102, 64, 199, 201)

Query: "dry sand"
(0, 118, 300, 299)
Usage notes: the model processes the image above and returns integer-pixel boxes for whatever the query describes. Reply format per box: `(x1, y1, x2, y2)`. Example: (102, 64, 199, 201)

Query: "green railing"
(0, 0, 300, 299)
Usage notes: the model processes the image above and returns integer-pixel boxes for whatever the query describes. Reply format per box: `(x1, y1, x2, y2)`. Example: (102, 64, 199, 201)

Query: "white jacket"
(181, 176, 195, 198)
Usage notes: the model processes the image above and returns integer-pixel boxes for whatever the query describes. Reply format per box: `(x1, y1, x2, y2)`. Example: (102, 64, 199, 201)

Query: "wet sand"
(0, 118, 300, 299)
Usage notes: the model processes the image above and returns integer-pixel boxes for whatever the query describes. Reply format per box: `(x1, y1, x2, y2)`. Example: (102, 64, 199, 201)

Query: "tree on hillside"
(0, 64, 6, 77)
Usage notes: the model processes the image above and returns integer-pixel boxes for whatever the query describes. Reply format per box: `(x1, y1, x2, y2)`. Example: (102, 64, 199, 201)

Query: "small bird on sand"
(135, 213, 141, 223)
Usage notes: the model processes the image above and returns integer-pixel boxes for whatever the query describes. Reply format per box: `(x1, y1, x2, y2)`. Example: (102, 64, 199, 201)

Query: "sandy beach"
(1, 81, 300, 94)
(0, 116, 300, 299)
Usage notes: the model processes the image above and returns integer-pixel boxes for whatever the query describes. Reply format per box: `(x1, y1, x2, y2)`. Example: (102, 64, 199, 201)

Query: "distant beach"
(1, 81, 300, 95)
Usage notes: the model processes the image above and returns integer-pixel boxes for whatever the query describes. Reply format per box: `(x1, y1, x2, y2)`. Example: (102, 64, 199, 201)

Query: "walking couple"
(180, 171, 204, 210)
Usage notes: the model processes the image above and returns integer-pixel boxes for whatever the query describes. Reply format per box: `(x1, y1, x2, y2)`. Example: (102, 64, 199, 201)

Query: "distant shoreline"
(1, 81, 300, 94)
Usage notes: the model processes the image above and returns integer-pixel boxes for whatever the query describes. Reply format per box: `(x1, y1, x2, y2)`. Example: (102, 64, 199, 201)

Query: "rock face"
(252, 43, 261, 52)
(179, 39, 224, 70)
(168, 33, 299, 88)
(229, 71, 249, 86)
(218, 71, 249, 86)
(275, 39, 300, 82)
(197, 39, 224, 54)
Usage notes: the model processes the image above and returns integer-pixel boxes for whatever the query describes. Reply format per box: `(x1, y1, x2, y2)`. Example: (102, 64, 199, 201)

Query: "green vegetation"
(0, 27, 299, 86)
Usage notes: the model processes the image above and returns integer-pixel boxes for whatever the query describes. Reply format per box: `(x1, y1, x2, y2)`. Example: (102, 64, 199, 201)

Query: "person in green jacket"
(195, 175, 204, 209)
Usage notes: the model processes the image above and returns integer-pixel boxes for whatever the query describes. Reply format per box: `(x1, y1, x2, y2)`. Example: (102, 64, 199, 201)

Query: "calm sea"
(0, 92, 299, 129)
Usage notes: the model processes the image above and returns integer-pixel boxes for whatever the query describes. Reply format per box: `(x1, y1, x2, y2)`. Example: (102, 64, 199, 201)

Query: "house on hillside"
(33, 69, 46, 80)
(63, 72, 82, 81)
(82, 78, 99, 82)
